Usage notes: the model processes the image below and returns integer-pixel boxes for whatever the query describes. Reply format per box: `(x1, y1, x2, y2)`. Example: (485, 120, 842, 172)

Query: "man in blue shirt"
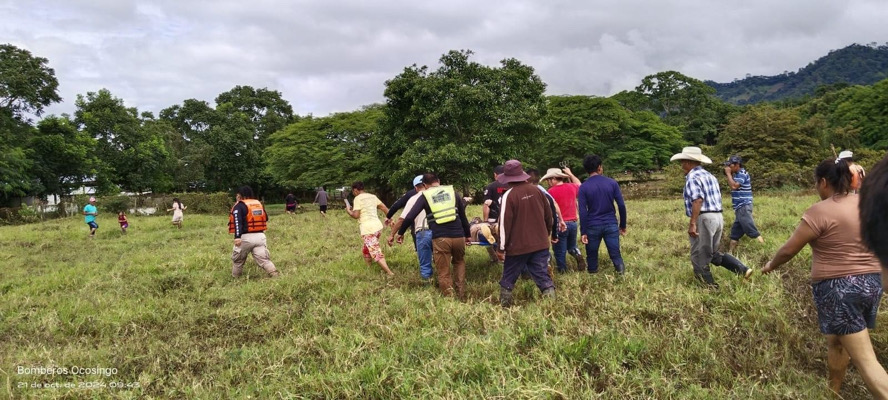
(671, 147, 752, 288)
(723, 155, 763, 253)
(83, 196, 98, 238)
(577, 155, 627, 275)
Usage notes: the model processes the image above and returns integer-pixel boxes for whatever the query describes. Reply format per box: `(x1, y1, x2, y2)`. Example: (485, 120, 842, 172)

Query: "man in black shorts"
(313, 187, 328, 217)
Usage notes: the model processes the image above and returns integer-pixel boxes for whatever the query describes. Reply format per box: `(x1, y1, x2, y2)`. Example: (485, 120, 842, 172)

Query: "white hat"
(670, 146, 712, 164)
(540, 167, 568, 181)
(838, 150, 853, 160)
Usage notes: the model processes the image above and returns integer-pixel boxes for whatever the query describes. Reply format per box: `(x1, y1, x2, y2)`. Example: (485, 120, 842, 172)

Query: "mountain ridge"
(706, 43, 888, 104)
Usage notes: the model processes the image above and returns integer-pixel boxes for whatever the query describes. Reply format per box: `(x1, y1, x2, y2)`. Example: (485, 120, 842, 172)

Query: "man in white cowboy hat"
(838, 150, 866, 193)
(541, 165, 585, 273)
(671, 147, 753, 288)
(497, 160, 555, 307)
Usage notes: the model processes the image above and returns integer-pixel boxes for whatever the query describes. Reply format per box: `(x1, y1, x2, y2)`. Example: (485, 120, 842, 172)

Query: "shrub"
(17, 206, 40, 223)
(101, 195, 132, 214)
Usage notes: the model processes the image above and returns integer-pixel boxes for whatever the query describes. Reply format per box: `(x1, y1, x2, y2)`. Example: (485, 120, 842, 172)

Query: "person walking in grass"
(168, 197, 186, 229)
(762, 158, 887, 398)
(229, 186, 280, 278)
(83, 196, 98, 238)
(118, 211, 129, 234)
(671, 147, 753, 288)
(577, 155, 627, 275)
(497, 160, 556, 307)
(346, 181, 395, 276)
(285, 193, 299, 214)
(314, 187, 329, 217)
(542, 165, 585, 273)
(722, 155, 764, 253)
(397, 173, 472, 298)
(388, 175, 433, 281)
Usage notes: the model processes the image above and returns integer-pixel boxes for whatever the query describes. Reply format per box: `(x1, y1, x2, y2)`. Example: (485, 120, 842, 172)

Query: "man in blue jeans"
(578, 155, 627, 274)
(388, 175, 434, 281)
(542, 166, 585, 273)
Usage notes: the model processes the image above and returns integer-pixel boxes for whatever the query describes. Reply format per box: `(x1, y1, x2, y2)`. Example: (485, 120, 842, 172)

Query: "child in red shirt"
(118, 211, 129, 234)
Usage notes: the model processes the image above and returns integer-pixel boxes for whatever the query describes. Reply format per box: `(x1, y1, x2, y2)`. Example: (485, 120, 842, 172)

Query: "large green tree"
(27, 115, 96, 198)
(632, 71, 732, 145)
(74, 89, 171, 193)
(266, 105, 383, 190)
(0, 43, 61, 120)
(539, 95, 684, 177)
(372, 50, 547, 192)
(717, 104, 824, 187)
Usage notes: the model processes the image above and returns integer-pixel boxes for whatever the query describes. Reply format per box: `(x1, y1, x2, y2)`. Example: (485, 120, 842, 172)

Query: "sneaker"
(744, 268, 754, 280)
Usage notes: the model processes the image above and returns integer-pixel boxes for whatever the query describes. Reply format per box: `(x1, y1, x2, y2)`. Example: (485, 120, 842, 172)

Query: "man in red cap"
(497, 160, 555, 307)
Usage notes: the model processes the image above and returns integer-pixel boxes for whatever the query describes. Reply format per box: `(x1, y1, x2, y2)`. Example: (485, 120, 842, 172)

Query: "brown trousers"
(433, 237, 466, 298)
(231, 232, 278, 277)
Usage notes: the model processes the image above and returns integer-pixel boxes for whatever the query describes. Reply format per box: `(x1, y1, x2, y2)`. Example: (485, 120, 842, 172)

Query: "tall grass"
(1, 194, 884, 399)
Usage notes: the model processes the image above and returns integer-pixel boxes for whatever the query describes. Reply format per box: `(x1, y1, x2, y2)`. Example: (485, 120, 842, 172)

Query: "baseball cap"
(412, 175, 424, 187)
(838, 150, 853, 160)
(723, 155, 742, 166)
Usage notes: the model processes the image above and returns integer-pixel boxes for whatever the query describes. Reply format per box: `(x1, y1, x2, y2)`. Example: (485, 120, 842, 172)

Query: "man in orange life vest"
(229, 186, 280, 278)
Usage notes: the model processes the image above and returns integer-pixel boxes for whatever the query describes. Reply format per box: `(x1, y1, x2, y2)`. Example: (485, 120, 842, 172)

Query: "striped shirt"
(684, 166, 722, 217)
(730, 168, 753, 209)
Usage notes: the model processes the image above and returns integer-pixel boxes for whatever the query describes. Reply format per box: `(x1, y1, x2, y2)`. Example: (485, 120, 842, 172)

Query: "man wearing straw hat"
(671, 147, 753, 288)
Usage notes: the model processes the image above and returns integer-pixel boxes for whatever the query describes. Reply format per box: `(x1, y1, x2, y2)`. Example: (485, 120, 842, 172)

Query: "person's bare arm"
(762, 221, 818, 274)
(563, 167, 581, 185)
(724, 167, 740, 190)
(688, 198, 702, 237)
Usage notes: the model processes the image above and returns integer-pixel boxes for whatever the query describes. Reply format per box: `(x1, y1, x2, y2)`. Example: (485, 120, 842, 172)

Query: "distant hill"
(706, 43, 888, 104)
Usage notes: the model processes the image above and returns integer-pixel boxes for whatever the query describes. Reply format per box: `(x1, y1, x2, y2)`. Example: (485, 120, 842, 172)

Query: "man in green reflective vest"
(396, 173, 472, 299)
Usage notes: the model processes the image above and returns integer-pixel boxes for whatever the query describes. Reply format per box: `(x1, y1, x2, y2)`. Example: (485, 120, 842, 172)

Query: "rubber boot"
(614, 264, 625, 276)
(695, 272, 719, 289)
(573, 251, 587, 271)
(718, 253, 749, 276)
(500, 287, 513, 308)
(541, 287, 556, 299)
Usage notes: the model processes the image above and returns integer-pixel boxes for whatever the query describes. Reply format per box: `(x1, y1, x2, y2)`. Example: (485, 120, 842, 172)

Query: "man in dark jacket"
(497, 160, 555, 307)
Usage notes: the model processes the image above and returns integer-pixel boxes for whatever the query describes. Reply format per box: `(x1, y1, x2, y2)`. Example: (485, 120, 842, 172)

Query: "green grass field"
(1, 194, 885, 399)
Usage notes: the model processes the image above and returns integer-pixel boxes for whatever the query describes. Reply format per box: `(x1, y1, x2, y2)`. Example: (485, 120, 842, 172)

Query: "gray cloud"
(2, 0, 886, 118)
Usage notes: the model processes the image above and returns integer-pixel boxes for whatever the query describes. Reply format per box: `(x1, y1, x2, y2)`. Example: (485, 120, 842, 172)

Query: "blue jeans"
(584, 223, 623, 273)
(415, 230, 434, 279)
(553, 221, 580, 272)
(730, 204, 761, 240)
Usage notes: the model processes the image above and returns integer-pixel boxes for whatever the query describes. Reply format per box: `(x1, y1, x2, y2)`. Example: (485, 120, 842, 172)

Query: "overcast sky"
(2, 0, 886, 118)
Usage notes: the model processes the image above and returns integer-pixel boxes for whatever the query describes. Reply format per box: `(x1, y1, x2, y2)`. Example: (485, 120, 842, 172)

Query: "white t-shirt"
(400, 192, 429, 233)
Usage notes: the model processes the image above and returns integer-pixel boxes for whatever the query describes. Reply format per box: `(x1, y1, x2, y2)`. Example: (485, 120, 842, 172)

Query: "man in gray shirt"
(314, 187, 329, 217)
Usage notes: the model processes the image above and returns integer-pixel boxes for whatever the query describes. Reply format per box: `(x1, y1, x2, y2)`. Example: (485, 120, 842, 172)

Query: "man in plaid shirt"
(671, 147, 753, 288)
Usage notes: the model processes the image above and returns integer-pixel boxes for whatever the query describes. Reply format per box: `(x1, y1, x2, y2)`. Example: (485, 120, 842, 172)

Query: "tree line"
(2, 45, 887, 206)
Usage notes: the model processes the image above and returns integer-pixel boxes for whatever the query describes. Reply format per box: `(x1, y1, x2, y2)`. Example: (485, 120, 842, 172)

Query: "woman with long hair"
(168, 197, 187, 229)
(762, 158, 887, 398)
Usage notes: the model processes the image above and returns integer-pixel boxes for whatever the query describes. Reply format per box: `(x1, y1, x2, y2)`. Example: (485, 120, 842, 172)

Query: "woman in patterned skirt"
(762, 158, 887, 398)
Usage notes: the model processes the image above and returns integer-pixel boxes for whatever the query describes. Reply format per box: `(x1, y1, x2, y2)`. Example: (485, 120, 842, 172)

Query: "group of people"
(77, 146, 887, 397)
(332, 147, 887, 397)
(81, 197, 187, 237)
(676, 146, 886, 397)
